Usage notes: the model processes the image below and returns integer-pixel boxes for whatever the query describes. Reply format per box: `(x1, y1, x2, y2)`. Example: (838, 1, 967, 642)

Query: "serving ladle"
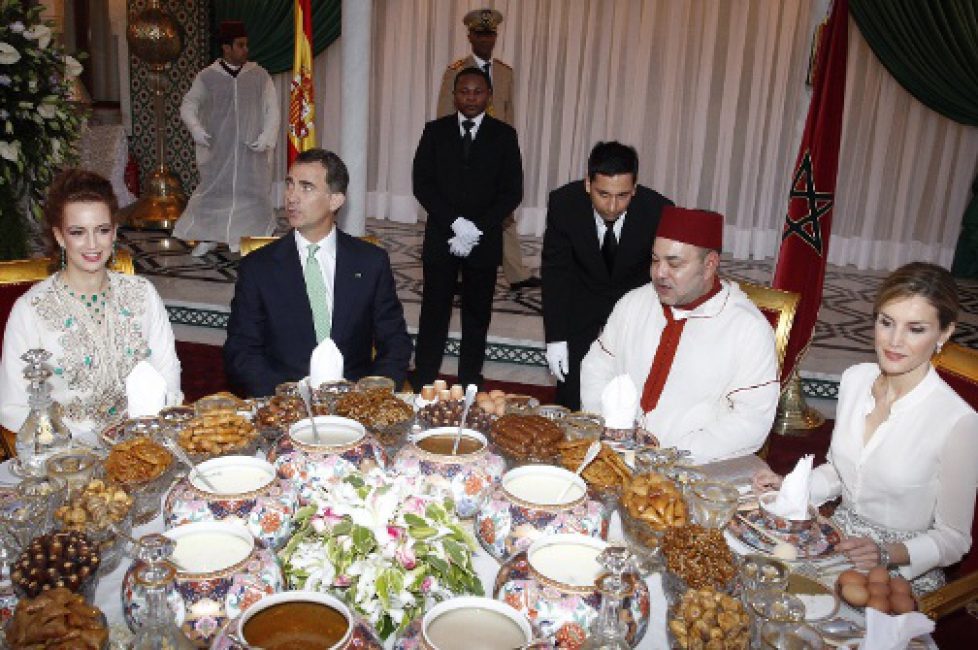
(298, 378, 322, 444)
(557, 440, 601, 501)
(451, 384, 478, 455)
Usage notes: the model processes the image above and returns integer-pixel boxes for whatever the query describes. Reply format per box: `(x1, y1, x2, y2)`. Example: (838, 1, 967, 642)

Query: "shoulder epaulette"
(447, 57, 468, 71)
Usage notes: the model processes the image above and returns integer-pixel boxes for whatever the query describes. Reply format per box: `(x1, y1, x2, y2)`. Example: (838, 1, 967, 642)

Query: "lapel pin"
(354, 272, 362, 278)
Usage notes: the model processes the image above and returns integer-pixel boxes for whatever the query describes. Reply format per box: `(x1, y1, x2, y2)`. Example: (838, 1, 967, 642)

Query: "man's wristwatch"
(876, 541, 892, 569)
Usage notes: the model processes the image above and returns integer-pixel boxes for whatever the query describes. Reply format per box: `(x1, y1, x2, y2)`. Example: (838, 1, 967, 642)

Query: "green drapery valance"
(211, 0, 341, 75)
(848, 0, 978, 276)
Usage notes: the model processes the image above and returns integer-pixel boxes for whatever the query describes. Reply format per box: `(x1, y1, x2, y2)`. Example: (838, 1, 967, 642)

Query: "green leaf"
(409, 525, 437, 540)
(351, 525, 375, 554)
(331, 519, 353, 537)
(427, 556, 449, 575)
(443, 539, 467, 567)
(403, 513, 427, 528)
(344, 473, 365, 489)
(425, 502, 447, 522)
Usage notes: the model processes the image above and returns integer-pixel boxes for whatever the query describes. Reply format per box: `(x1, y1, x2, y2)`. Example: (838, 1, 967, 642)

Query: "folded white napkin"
(309, 338, 345, 387)
(859, 608, 934, 650)
(125, 360, 167, 417)
(600, 374, 640, 429)
(768, 454, 814, 520)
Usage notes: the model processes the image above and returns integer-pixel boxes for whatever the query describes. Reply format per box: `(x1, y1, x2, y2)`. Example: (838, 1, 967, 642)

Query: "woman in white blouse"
(0, 170, 182, 444)
(754, 263, 978, 594)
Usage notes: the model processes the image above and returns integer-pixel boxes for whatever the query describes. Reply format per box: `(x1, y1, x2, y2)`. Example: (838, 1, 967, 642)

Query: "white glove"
(189, 125, 211, 147)
(546, 341, 570, 382)
(247, 132, 276, 152)
(451, 217, 482, 239)
(448, 235, 476, 257)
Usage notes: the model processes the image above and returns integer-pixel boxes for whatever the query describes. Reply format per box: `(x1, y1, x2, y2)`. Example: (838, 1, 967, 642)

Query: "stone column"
(339, 0, 371, 236)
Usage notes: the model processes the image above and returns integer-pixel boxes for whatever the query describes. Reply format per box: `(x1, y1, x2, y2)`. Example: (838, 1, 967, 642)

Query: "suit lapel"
(576, 188, 612, 280)
(273, 234, 318, 347)
(332, 232, 355, 343)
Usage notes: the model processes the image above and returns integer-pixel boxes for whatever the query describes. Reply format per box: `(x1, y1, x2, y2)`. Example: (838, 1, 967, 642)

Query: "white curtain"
(266, 0, 978, 272)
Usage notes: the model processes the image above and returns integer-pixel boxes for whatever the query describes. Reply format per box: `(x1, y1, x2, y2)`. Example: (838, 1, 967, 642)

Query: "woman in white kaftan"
(755, 263, 978, 594)
(0, 170, 182, 445)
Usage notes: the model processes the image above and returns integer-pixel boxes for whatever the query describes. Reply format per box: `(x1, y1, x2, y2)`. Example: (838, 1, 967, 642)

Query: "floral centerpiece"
(0, 0, 85, 260)
(280, 470, 484, 639)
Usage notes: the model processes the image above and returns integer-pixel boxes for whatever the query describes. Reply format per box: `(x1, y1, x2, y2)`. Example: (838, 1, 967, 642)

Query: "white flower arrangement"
(0, 0, 85, 259)
(280, 470, 484, 640)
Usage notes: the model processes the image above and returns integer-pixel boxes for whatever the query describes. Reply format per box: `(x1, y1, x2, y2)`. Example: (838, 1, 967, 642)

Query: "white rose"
(0, 42, 21, 65)
(38, 103, 57, 119)
(24, 25, 52, 50)
(64, 55, 83, 78)
(51, 138, 62, 163)
(0, 140, 21, 162)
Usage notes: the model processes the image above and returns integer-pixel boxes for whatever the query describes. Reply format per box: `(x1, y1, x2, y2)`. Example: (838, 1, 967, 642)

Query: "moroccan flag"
(772, 0, 849, 382)
(288, 0, 316, 165)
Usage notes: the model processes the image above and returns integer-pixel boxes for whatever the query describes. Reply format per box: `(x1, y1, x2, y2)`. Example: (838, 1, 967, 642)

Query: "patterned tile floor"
(118, 218, 978, 383)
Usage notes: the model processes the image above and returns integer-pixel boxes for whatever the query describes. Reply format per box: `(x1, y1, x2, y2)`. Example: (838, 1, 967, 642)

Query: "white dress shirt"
(472, 53, 492, 81)
(594, 210, 628, 245)
(810, 363, 978, 580)
(457, 111, 485, 138)
(295, 227, 337, 316)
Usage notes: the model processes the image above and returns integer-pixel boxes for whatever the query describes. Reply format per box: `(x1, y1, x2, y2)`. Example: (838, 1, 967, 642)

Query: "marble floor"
(118, 219, 978, 392)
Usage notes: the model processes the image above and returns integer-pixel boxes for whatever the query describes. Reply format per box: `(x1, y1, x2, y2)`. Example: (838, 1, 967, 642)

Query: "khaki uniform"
(436, 55, 529, 283)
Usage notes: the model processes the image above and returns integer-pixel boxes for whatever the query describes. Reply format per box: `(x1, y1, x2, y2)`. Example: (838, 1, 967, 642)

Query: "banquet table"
(0, 454, 936, 649)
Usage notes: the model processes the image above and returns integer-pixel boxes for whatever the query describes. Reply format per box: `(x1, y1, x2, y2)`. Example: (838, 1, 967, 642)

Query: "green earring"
(60, 247, 66, 269)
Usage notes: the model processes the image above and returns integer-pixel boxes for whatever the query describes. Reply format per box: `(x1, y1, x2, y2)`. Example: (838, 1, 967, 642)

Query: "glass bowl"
(688, 480, 740, 529)
(102, 431, 175, 525)
(502, 394, 540, 415)
(561, 412, 604, 441)
(535, 404, 571, 421)
(619, 505, 665, 573)
(356, 375, 396, 393)
(15, 474, 68, 530)
(10, 530, 101, 601)
(45, 449, 101, 496)
(53, 480, 135, 575)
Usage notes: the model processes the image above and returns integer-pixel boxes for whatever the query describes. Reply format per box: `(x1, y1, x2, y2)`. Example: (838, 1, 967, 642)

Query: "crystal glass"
(689, 480, 740, 529)
(750, 590, 806, 647)
(663, 465, 705, 497)
(356, 375, 396, 393)
(536, 404, 571, 421)
(130, 539, 195, 650)
(16, 475, 67, 530)
(562, 412, 604, 441)
(313, 379, 355, 413)
(760, 621, 826, 649)
(45, 449, 100, 496)
(582, 546, 634, 650)
(739, 554, 790, 611)
(14, 349, 72, 476)
(0, 487, 48, 554)
(503, 394, 540, 415)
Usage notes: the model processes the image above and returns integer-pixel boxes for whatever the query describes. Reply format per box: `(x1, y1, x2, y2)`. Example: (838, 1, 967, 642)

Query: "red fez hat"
(656, 206, 724, 251)
(218, 20, 247, 42)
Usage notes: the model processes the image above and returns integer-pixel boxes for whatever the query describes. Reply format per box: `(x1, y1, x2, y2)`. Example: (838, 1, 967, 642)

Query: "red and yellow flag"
(288, 0, 316, 165)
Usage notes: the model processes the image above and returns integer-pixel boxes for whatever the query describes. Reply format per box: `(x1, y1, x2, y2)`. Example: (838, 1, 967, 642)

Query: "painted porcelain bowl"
(163, 456, 300, 550)
(267, 416, 387, 504)
(393, 596, 533, 650)
(494, 534, 650, 649)
(122, 521, 283, 647)
(392, 428, 506, 519)
(758, 490, 816, 534)
(476, 465, 609, 561)
(210, 590, 383, 650)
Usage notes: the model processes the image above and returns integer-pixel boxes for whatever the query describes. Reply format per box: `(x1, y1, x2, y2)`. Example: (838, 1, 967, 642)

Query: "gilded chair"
(918, 342, 978, 621)
(737, 281, 801, 460)
(239, 234, 381, 256)
(0, 250, 134, 459)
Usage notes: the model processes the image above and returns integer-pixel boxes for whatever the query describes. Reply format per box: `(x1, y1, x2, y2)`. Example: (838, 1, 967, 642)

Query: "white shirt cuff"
(900, 534, 941, 581)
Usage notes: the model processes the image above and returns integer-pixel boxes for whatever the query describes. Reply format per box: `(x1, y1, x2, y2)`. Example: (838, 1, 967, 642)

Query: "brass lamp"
(121, 0, 186, 230)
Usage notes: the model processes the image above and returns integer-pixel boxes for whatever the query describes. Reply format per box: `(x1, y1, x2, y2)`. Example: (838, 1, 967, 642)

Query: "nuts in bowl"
(176, 408, 258, 458)
(621, 472, 687, 531)
(669, 587, 750, 649)
(54, 479, 133, 573)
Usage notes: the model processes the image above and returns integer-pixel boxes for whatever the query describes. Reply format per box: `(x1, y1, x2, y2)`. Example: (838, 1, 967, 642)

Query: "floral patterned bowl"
(394, 596, 533, 650)
(476, 465, 609, 561)
(210, 590, 383, 650)
(121, 520, 283, 647)
(494, 534, 650, 649)
(163, 456, 300, 550)
(267, 416, 387, 504)
(392, 428, 506, 518)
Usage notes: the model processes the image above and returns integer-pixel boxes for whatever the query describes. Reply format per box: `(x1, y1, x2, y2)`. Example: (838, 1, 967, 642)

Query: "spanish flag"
(288, 0, 316, 165)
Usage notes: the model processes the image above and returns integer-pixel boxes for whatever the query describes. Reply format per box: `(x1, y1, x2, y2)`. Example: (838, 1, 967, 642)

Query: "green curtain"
(848, 0, 978, 276)
(211, 0, 341, 74)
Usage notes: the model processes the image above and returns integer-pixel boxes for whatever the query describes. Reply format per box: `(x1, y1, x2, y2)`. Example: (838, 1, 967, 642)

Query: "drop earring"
(60, 247, 66, 269)
(936, 342, 944, 355)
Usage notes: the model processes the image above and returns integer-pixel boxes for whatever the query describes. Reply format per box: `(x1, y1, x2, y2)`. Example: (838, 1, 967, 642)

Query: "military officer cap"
(463, 8, 503, 34)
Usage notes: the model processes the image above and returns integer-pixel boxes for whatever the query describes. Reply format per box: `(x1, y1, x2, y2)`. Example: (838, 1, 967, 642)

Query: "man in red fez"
(579, 206, 779, 463)
(174, 20, 280, 257)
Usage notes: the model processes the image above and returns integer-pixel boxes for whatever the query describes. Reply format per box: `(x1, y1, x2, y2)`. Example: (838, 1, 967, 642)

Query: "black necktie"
(461, 119, 475, 159)
(482, 61, 491, 78)
(602, 220, 618, 272)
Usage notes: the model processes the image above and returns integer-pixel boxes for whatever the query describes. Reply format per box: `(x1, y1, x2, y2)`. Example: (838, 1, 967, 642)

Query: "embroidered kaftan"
(580, 280, 779, 464)
(0, 273, 182, 443)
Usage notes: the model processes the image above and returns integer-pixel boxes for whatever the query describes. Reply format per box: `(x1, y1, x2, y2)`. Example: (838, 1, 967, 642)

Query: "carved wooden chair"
(0, 251, 134, 459)
(738, 281, 801, 459)
(918, 342, 978, 622)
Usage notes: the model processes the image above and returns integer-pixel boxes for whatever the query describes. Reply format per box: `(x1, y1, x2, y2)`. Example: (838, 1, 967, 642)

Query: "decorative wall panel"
(128, 0, 209, 195)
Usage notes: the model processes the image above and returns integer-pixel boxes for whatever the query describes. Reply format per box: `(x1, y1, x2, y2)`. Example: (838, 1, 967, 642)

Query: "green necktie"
(304, 243, 331, 342)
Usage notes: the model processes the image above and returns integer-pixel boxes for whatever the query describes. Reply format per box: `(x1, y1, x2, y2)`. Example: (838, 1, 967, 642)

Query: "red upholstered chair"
(919, 343, 978, 622)
(0, 252, 134, 459)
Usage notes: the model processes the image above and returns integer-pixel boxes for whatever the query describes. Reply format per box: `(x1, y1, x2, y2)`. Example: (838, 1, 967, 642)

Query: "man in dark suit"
(542, 142, 672, 409)
(411, 67, 523, 388)
(224, 149, 412, 397)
